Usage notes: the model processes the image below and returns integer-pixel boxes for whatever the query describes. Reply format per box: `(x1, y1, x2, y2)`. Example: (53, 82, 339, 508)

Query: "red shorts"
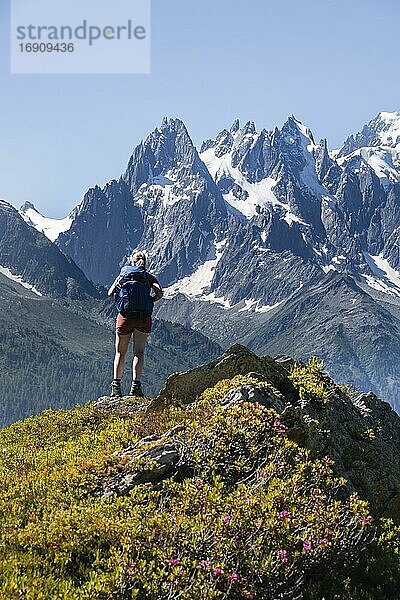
(116, 313, 152, 335)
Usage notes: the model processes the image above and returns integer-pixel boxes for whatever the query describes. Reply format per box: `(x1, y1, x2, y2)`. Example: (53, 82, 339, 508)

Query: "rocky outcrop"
(100, 344, 400, 521)
(218, 383, 285, 412)
(281, 384, 400, 519)
(245, 272, 400, 413)
(98, 425, 186, 498)
(154, 343, 297, 407)
(57, 180, 144, 286)
(93, 395, 152, 417)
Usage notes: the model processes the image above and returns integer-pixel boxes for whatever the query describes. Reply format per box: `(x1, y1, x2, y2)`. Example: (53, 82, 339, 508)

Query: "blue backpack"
(114, 266, 154, 318)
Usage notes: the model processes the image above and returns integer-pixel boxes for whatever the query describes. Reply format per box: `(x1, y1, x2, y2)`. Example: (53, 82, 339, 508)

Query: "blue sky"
(1, 0, 400, 217)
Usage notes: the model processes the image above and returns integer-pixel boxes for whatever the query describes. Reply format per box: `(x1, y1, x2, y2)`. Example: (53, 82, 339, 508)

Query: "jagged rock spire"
(230, 119, 240, 134)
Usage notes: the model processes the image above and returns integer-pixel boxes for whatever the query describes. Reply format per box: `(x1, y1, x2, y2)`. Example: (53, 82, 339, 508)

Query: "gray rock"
(155, 344, 296, 408)
(92, 395, 152, 417)
(279, 382, 400, 520)
(219, 384, 285, 412)
(57, 180, 143, 287)
(99, 428, 185, 498)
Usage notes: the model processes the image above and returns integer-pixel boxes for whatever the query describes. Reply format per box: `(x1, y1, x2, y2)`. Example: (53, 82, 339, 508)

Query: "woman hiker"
(107, 251, 163, 398)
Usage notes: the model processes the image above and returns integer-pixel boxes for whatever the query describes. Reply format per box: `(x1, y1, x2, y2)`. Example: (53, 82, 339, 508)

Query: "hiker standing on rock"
(107, 251, 163, 398)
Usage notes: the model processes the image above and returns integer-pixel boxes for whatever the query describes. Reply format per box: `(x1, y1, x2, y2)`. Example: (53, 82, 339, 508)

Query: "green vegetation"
(1, 366, 400, 599)
(289, 356, 329, 405)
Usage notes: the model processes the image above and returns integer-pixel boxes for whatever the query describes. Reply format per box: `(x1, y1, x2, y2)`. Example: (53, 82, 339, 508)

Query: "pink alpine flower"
(303, 540, 312, 552)
(127, 561, 137, 575)
(196, 559, 211, 569)
(278, 510, 290, 518)
(273, 419, 281, 427)
(168, 558, 180, 566)
(213, 567, 224, 576)
(229, 572, 239, 581)
(277, 549, 288, 563)
(362, 517, 372, 525)
(319, 538, 328, 546)
(221, 515, 231, 524)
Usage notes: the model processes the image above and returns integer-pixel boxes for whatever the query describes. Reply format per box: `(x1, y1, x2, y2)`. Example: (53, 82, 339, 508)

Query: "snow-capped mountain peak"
(338, 111, 400, 155)
(124, 117, 209, 197)
(14, 112, 400, 317)
(201, 119, 262, 158)
(200, 121, 279, 219)
(336, 111, 400, 185)
(54, 117, 230, 287)
(230, 119, 240, 134)
(375, 111, 400, 146)
(200, 116, 323, 226)
(282, 115, 316, 148)
(19, 201, 73, 242)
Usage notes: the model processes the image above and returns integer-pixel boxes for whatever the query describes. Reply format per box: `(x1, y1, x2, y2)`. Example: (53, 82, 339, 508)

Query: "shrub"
(289, 356, 329, 405)
(0, 376, 398, 599)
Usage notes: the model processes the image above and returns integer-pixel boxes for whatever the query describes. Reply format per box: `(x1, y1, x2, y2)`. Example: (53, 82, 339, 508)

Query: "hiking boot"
(129, 380, 144, 397)
(110, 379, 122, 398)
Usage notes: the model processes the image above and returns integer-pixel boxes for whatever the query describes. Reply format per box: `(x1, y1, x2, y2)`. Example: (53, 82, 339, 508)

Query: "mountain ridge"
(18, 112, 400, 298)
(6, 111, 400, 410)
(0, 200, 100, 299)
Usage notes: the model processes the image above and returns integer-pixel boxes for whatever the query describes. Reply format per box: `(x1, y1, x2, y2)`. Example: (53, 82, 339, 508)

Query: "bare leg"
(114, 332, 131, 380)
(132, 329, 148, 381)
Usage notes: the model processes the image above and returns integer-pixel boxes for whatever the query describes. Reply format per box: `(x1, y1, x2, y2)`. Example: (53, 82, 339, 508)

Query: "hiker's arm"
(107, 277, 120, 297)
(152, 282, 163, 302)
